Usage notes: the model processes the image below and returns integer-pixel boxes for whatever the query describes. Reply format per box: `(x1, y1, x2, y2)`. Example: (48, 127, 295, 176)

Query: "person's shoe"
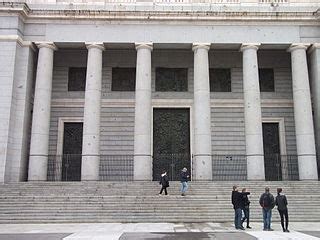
(285, 229, 290, 232)
(246, 226, 252, 229)
(263, 228, 268, 231)
(268, 228, 274, 231)
(283, 229, 286, 232)
(181, 193, 185, 196)
(239, 227, 245, 230)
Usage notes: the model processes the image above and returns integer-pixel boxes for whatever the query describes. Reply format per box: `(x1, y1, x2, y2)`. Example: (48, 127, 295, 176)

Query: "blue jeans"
(181, 181, 188, 193)
(234, 208, 243, 229)
(262, 208, 272, 230)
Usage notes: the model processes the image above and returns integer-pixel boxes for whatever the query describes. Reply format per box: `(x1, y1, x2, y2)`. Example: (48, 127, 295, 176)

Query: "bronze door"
(62, 122, 83, 181)
(263, 123, 282, 181)
(153, 108, 191, 181)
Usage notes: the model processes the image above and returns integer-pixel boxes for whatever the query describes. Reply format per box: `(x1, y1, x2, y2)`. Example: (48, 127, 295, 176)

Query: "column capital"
(287, 43, 310, 52)
(308, 43, 320, 54)
(86, 43, 105, 51)
(192, 43, 210, 52)
(135, 43, 153, 51)
(35, 42, 57, 51)
(240, 43, 260, 52)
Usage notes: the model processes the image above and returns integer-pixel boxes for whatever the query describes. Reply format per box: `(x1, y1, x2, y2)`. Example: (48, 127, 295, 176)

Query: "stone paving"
(0, 222, 319, 240)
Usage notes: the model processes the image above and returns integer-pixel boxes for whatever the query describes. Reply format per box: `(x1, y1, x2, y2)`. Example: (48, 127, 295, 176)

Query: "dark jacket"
(159, 174, 169, 187)
(180, 171, 189, 183)
(259, 192, 275, 210)
(231, 191, 242, 210)
(275, 194, 288, 211)
(240, 192, 251, 209)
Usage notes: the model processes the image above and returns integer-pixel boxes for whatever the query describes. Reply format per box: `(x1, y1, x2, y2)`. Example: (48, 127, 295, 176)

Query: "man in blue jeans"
(259, 187, 275, 231)
(231, 185, 244, 230)
(180, 167, 189, 196)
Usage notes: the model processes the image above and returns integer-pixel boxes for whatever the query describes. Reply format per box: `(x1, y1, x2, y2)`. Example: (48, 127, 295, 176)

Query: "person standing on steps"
(159, 170, 169, 196)
(240, 188, 251, 229)
(275, 188, 290, 232)
(259, 187, 275, 231)
(231, 185, 245, 230)
(180, 167, 189, 196)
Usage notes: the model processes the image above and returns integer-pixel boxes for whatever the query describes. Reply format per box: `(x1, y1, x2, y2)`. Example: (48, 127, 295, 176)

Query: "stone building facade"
(0, 0, 319, 183)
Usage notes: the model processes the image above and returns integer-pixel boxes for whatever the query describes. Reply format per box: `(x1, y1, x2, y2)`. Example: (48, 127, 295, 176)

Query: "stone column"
(192, 43, 212, 180)
(309, 43, 320, 176)
(28, 43, 57, 181)
(81, 43, 104, 181)
(133, 43, 153, 181)
(240, 43, 265, 180)
(288, 44, 318, 180)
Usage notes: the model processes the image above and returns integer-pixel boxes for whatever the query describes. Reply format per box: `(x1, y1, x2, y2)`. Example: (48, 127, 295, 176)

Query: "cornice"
(0, 2, 319, 23)
(0, 2, 30, 19)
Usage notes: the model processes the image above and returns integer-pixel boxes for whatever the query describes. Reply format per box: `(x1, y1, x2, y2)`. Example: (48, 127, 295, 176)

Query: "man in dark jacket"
(231, 185, 244, 230)
(259, 187, 275, 231)
(180, 167, 189, 196)
(275, 188, 289, 232)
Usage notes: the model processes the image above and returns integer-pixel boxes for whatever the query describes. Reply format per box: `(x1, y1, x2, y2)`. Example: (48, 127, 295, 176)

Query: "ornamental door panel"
(153, 108, 191, 181)
(62, 122, 83, 181)
(263, 123, 282, 181)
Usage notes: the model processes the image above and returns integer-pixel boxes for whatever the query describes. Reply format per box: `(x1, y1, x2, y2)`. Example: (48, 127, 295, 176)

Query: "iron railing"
(100, 155, 134, 181)
(47, 154, 134, 181)
(153, 153, 190, 181)
(45, 154, 317, 181)
(208, 154, 299, 181)
(210, 155, 247, 181)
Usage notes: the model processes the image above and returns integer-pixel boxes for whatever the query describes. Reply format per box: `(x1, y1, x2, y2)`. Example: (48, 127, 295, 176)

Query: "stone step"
(1, 181, 319, 223)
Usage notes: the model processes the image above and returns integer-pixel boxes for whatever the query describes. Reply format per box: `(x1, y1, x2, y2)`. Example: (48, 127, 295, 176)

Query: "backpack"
(262, 193, 274, 209)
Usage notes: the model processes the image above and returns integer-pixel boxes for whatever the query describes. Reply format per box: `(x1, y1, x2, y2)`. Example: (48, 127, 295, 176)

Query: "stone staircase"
(0, 181, 319, 223)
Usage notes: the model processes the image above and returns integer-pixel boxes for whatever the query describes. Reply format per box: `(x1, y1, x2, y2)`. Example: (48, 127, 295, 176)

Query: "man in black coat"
(231, 185, 244, 230)
(159, 170, 169, 195)
(275, 188, 289, 232)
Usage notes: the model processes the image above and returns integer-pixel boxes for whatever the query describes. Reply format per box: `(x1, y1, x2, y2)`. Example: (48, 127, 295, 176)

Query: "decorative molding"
(86, 43, 105, 51)
(36, 42, 58, 51)
(308, 43, 320, 54)
(287, 43, 310, 52)
(135, 43, 153, 51)
(261, 99, 294, 108)
(56, 117, 83, 157)
(0, 35, 36, 51)
(55, 117, 83, 178)
(262, 117, 289, 180)
(50, 98, 294, 108)
(0, 2, 318, 22)
(240, 43, 261, 52)
(151, 103, 194, 174)
(192, 43, 211, 52)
